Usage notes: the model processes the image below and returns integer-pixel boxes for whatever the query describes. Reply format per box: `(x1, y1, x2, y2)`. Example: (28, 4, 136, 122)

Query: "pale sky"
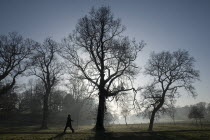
(0, 0, 209, 107)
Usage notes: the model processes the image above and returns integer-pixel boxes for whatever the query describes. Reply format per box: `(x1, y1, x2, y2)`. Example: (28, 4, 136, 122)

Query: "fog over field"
(0, 1, 210, 140)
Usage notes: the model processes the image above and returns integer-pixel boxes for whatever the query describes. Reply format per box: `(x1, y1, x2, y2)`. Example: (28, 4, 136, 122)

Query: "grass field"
(1, 123, 210, 140)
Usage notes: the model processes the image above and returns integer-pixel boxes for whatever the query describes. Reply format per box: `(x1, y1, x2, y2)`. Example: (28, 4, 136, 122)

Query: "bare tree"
(62, 7, 144, 131)
(118, 92, 132, 126)
(0, 32, 35, 94)
(142, 50, 199, 131)
(168, 104, 176, 125)
(30, 38, 63, 129)
(121, 107, 130, 126)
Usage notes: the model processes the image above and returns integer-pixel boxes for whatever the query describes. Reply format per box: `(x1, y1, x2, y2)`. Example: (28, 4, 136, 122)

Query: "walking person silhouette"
(63, 114, 74, 133)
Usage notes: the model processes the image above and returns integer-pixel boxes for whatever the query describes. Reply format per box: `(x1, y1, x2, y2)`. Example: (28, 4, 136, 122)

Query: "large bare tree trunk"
(41, 93, 49, 129)
(148, 96, 165, 131)
(95, 94, 105, 131)
(148, 110, 156, 131)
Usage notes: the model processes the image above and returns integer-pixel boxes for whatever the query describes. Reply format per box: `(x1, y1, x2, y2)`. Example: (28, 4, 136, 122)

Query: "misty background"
(0, 0, 210, 126)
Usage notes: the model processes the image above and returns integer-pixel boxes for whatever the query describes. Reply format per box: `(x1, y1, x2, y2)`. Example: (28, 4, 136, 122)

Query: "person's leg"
(63, 125, 67, 133)
(70, 126, 74, 133)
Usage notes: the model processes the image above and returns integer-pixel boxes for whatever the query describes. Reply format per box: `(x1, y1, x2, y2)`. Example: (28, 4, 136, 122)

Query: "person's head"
(68, 114, 71, 118)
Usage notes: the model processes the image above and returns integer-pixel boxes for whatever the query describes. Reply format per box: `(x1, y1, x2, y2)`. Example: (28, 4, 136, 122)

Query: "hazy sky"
(0, 0, 209, 107)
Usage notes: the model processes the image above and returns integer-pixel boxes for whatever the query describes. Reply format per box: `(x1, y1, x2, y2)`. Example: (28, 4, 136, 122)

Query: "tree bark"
(95, 94, 106, 131)
(148, 110, 156, 131)
(41, 93, 49, 129)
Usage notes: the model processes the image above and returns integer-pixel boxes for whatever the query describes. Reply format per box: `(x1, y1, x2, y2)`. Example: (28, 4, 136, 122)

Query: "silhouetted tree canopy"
(141, 50, 200, 131)
(0, 32, 36, 95)
(62, 6, 144, 131)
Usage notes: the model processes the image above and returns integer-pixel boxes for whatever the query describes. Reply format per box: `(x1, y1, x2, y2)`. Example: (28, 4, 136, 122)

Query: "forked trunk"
(95, 94, 106, 131)
(148, 96, 165, 131)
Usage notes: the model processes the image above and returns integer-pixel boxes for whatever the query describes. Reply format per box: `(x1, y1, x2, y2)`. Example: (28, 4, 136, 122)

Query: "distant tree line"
(0, 79, 94, 125)
(0, 78, 116, 126)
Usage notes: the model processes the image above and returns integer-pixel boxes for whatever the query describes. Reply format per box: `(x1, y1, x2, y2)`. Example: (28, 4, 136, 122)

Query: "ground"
(0, 123, 210, 140)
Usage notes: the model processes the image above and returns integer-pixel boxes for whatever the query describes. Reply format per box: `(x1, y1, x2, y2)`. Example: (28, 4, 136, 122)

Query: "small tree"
(0, 32, 35, 94)
(188, 102, 206, 125)
(118, 92, 132, 126)
(62, 7, 144, 131)
(121, 107, 130, 126)
(142, 50, 199, 131)
(168, 105, 176, 125)
(206, 103, 210, 120)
